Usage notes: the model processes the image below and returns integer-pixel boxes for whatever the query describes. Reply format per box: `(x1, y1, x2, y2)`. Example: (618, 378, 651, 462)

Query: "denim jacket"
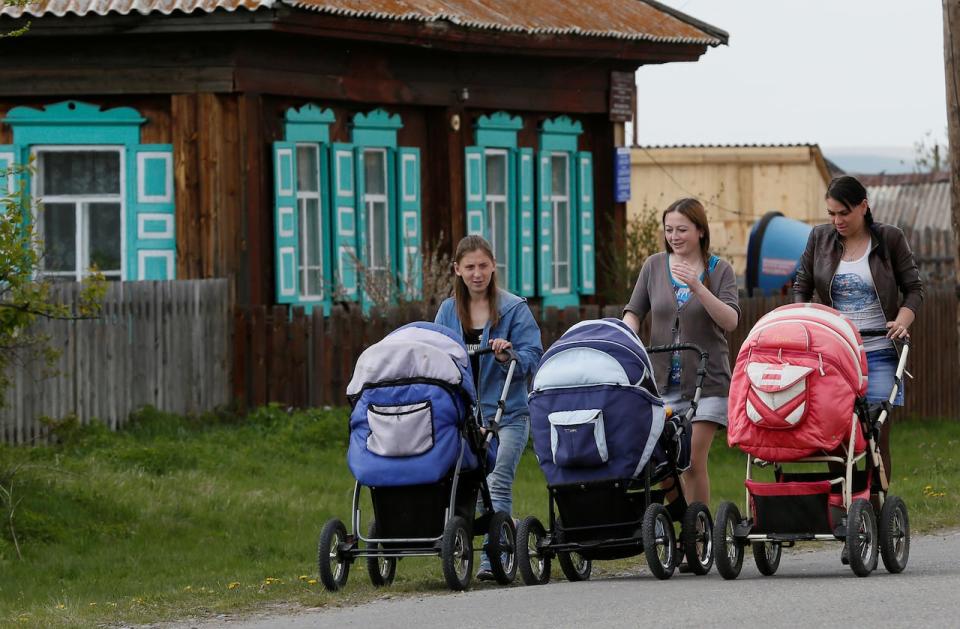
(434, 290, 543, 425)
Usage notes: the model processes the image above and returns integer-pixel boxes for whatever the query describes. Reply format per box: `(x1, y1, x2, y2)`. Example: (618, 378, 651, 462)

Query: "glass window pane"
(551, 154, 567, 196)
(41, 151, 120, 196)
(373, 201, 388, 269)
(303, 198, 321, 268)
(88, 202, 122, 273)
(556, 201, 569, 263)
(42, 202, 76, 272)
(494, 201, 508, 272)
(297, 145, 319, 192)
(485, 153, 506, 196)
(364, 151, 386, 195)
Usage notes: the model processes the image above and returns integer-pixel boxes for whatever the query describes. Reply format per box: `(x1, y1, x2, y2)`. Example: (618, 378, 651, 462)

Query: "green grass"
(1, 407, 958, 627)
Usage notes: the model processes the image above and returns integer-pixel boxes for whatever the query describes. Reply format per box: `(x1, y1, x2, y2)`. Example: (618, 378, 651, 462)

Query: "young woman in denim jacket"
(793, 175, 923, 480)
(434, 235, 543, 581)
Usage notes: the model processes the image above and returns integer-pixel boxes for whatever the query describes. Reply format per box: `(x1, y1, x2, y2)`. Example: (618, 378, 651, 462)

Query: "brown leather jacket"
(792, 222, 923, 321)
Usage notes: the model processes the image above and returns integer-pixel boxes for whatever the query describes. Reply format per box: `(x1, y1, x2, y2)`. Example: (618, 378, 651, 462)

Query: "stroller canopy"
(728, 303, 869, 461)
(347, 321, 476, 402)
(346, 321, 482, 487)
(529, 319, 664, 485)
(534, 318, 656, 393)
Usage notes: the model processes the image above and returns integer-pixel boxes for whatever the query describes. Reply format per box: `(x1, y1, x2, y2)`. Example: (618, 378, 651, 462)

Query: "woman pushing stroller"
(435, 235, 543, 581)
(622, 198, 740, 509)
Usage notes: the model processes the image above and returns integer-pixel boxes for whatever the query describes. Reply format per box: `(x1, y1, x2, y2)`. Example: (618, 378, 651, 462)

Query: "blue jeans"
(479, 415, 529, 571)
(866, 348, 904, 406)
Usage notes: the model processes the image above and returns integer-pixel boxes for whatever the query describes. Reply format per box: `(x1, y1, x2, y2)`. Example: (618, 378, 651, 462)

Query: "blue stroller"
(518, 318, 713, 582)
(317, 322, 519, 591)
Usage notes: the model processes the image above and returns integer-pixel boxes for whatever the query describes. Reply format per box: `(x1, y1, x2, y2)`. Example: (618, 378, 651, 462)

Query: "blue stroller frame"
(518, 318, 713, 582)
(317, 322, 520, 591)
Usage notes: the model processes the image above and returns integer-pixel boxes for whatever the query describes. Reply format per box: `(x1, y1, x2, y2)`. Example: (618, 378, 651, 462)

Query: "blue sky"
(633, 0, 947, 163)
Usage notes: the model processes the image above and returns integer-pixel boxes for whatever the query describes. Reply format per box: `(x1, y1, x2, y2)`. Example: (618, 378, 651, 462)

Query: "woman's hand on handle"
(886, 307, 915, 340)
(489, 338, 513, 362)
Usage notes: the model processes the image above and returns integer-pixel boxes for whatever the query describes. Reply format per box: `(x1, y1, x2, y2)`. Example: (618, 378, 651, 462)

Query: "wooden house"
(0, 0, 726, 312)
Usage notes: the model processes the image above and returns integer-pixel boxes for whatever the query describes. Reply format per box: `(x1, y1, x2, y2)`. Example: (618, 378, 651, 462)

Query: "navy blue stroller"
(317, 322, 519, 591)
(518, 318, 712, 582)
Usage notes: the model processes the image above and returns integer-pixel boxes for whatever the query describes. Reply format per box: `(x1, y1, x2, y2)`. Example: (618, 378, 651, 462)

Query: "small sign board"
(609, 71, 635, 122)
(614, 147, 631, 203)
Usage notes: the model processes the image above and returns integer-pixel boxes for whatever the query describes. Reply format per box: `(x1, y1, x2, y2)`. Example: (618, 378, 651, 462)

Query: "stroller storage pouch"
(549, 409, 608, 468)
(366, 401, 434, 457)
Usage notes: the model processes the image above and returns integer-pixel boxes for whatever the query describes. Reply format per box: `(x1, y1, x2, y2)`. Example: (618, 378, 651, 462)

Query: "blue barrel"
(745, 211, 812, 296)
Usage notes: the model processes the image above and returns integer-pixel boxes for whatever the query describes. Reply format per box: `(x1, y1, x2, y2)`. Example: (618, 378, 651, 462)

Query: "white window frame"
(484, 148, 510, 282)
(549, 151, 571, 293)
(32, 145, 126, 282)
(296, 143, 324, 301)
(362, 147, 390, 272)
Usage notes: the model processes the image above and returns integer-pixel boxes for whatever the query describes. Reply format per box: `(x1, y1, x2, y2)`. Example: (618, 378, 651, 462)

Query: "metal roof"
(1, 0, 727, 45)
(865, 176, 951, 233)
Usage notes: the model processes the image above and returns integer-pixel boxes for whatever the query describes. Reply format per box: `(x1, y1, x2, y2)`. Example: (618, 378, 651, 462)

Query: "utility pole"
(945, 0, 960, 288)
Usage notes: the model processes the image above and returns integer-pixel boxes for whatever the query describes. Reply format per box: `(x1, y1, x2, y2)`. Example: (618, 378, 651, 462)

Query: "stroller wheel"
(441, 516, 473, 590)
(642, 503, 676, 580)
(846, 499, 879, 577)
(558, 551, 592, 582)
(878, 496, 910, 573)
(713, 501, 744, 580)
(516, 516, 551, 585)
(317, 518, 351, 591)
(681, 502, 714, 575)
(366, 519, 397, 587)
(487, 512, 518, 585)
(752, 541, 781, 576)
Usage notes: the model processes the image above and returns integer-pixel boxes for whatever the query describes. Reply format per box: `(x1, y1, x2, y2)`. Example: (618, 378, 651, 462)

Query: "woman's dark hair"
(453, 235, 500, 329)
(826, 175, 874, 228)
(662, 197, 712, 289)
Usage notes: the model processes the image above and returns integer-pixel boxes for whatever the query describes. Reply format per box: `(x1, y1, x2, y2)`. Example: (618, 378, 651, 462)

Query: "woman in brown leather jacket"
(793, 175, 923, 480)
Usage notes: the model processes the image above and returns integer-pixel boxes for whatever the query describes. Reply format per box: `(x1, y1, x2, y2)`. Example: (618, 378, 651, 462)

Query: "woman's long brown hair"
(453, 235, 500, 330)
(662, 197, 713, 290)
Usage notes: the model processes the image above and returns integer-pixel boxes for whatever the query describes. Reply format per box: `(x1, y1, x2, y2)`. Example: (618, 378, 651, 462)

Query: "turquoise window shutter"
(576, 151, 595, 295)
(330, 142, 359, 300)
(397, 146, 422, 300)
(272, 141, 300, 301)
(353, 147, 368, 305)
(464, 146, 486, 237)
(129, 144, 176, 280)
(0, 146, 14, 198)
(516, 147, 536, 297)
(537, 151, 554, 296)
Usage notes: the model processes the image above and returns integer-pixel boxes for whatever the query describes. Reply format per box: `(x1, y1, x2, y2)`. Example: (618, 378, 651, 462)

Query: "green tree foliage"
(2, 0, 31, 39)
(1, 161, 106, 408)
(912, 130, 950, 174)
(599, 204, 662, 305)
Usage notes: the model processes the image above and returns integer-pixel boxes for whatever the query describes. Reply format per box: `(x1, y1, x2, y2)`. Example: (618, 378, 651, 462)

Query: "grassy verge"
(1, 407, 958, 627)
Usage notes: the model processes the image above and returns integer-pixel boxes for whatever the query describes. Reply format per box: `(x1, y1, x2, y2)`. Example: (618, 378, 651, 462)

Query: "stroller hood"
(728, 303, 869, 461)
(347, 321, 476, 401)
(529, 319, 665, 484)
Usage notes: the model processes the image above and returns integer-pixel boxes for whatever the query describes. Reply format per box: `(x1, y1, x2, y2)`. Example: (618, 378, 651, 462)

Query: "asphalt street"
(171, 528, 960, 629)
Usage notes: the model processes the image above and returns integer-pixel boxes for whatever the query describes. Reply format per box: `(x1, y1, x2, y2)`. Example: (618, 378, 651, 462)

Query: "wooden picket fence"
(1, 279, 232, 444)
(233, 288, 960, 420)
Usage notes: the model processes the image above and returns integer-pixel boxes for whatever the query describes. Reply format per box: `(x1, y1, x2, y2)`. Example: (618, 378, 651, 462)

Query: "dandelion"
(89, 603, 97, 607)
(228, 582, 241, 590)
(298, 575, 309, 581)
(307, 579, 318, 585)
(56, 604, 65, 610)
(184, 586, 193, 591)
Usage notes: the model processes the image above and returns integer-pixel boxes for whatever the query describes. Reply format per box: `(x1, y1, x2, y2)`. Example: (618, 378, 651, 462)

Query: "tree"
(0, 162, 106, 408)
(912, 129, 950, 174)
(599, 205, 662, 305)
(945, 1, 960, 287)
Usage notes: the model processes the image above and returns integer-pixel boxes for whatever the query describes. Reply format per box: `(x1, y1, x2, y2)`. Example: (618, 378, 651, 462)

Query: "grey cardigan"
(623, 252, 741, 399)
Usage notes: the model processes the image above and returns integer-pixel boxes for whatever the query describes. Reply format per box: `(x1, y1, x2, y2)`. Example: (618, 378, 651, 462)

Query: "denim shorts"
(866, 348, 904, 406)
(662, 386, 728, 427)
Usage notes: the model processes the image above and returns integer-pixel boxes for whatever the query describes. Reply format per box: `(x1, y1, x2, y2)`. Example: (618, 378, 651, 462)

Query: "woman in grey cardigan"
(623, 198, 740, 507)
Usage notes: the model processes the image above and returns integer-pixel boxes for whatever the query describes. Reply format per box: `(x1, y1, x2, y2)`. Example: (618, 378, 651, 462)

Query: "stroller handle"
(645, 343, 709, 423)
(860, 328, 911, 346)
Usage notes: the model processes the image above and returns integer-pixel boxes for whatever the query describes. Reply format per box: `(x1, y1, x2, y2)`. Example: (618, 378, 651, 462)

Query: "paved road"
(179, 530, 960, 629)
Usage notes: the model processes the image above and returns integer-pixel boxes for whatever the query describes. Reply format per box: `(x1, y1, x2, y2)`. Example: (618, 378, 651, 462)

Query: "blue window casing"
(1, 100, 176, 281)
(272, 106, 422, 314)
(464, 112, 535, 296)
(538, 116, 595, 308)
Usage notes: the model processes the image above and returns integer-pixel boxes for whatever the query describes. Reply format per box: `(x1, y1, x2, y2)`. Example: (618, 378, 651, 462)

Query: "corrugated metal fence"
(1, 280, 231, 444)
(234, 289, 959, 420)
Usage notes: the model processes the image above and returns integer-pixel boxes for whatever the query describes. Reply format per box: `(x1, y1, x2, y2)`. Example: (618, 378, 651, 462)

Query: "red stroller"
(715, 303, 910, 578)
